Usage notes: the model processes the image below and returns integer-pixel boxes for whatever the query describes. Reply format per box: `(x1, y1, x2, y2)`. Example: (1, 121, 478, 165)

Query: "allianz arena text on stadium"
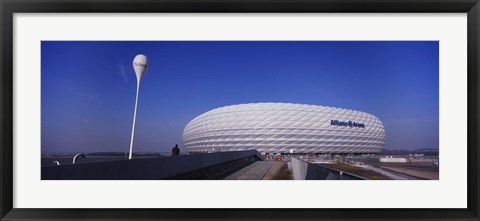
(183, 103, 385, 154)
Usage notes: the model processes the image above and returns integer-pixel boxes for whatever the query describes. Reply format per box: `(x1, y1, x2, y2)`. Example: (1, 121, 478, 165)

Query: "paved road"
(354, 160, 439, 180)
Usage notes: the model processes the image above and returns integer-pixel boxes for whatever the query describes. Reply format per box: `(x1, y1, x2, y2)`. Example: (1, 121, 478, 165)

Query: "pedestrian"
(172, 144, 180, 156)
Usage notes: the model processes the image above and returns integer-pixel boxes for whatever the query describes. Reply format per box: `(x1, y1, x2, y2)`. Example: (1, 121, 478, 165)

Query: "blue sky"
(41, 41, 439, 153)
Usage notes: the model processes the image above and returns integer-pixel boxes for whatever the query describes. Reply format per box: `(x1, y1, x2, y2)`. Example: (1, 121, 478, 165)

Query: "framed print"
(1, 0, 479, 220)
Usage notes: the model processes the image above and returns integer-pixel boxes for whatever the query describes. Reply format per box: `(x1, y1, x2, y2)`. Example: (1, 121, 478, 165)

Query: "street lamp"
(129, 54, 148, 160)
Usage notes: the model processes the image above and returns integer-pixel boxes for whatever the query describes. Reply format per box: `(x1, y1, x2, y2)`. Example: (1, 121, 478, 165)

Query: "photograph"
(3, 0, 478, 219)
(40, 41, 439, 180)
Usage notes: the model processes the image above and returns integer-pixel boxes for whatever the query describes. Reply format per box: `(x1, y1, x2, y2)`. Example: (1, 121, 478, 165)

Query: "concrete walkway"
(262, 161, 293, 180)
(224, 161, 274, 180)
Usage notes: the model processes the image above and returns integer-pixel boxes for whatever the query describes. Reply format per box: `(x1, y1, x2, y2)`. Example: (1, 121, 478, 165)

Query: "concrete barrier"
(291, 158, 365, 180)
(379, 157, 407, 163)
(42, 150, 262, 180)
(291, 157, 309, 180)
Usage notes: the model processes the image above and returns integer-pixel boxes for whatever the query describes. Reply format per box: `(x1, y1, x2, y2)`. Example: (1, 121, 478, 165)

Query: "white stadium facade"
(183, 103, 385, 154)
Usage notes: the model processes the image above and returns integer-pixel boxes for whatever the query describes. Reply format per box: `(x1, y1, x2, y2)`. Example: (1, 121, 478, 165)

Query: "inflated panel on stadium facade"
(183, 103, 385, 154)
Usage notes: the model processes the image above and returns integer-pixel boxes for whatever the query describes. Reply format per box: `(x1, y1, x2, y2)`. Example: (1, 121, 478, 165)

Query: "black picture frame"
(1, 0, 479, 220)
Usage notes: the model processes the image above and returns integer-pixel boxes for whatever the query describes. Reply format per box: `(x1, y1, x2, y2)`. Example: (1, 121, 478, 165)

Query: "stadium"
(183, 103, 385, 154)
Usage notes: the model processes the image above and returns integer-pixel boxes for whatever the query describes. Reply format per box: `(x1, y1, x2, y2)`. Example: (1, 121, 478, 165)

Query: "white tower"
(129, 54, 148, 159)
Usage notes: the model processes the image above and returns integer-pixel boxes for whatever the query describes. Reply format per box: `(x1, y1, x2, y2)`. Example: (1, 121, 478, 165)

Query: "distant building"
(183, 103, 385, 154)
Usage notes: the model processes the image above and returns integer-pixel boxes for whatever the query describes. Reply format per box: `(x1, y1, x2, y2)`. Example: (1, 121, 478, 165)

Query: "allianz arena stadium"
(183, 103, 385, 154)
